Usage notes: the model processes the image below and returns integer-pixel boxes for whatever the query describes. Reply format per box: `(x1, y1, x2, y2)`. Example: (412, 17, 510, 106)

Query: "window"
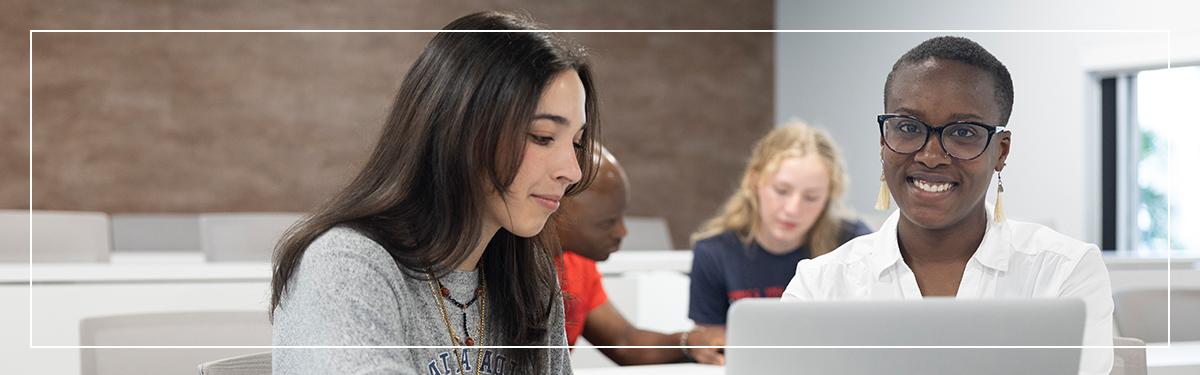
(1101, 66, 1199, 253)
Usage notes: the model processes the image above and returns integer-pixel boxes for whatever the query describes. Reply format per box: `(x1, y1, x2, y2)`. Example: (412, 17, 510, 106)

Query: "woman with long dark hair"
(270, 11, 599, 374)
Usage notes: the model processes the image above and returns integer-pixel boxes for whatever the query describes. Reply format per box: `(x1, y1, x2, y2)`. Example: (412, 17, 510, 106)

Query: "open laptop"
(726, 298, 1085, 374)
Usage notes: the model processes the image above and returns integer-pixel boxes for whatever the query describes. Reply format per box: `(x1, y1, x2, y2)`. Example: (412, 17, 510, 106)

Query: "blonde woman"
(687, 122, 870, 332)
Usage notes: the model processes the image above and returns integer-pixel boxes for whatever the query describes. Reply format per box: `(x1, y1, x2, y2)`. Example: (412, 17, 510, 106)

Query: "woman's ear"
(995, 131, 1011, 172)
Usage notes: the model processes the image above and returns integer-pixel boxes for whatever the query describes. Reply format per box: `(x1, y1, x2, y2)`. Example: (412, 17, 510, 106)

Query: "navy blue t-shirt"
(687, 219, 872, 325)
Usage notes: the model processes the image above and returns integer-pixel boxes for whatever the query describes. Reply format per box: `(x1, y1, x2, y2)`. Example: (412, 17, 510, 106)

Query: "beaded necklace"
(428, 271, 487, 375)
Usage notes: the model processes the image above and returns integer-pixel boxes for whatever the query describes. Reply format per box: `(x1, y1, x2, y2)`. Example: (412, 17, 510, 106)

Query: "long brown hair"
(691, 120, 848, 256)
(270, 11, 600, 370)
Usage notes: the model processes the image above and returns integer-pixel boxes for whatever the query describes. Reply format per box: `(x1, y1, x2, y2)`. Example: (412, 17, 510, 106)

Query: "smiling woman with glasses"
(782, 36, 1115, 375)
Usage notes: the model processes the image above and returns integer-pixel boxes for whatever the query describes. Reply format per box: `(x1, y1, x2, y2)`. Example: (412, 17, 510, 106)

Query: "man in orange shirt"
(556, 146, 724, 365)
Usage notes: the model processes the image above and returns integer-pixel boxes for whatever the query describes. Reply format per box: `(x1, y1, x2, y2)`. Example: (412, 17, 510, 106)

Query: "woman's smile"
(905, 173, 960, 200)
(532, 194, 562, 211)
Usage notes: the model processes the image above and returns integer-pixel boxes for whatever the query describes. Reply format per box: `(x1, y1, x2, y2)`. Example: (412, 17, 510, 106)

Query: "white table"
(571, 343, 1200, 375)
(0, 252, 269, 284)
(575, 363, 722, 375)
(9, 251, 1192, 374)
(1, 252, 272, 374)
(0, 250, 692, 284)
(0, 250, 695, 374)
(571, 340, 1200, 374)
(1147, 341, 1200, 375)
(596, 251, 691, 275)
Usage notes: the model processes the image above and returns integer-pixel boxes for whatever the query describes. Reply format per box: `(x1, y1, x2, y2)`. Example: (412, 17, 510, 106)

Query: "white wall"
(775, 0, 1200, 245)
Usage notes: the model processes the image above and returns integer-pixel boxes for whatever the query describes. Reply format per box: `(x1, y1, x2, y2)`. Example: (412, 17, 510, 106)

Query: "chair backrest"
(110, 213, 202, 252)
(79, 311, 271, 375)
(0, 209, 30, 262)
(198, 351, 272, 375)
(1, 210, 111, 263)
(619, 216, 673, 250)
(199, 212, 304, 262)
(1113, 288, 1200, 342)
(1111, 336, 1146, 375)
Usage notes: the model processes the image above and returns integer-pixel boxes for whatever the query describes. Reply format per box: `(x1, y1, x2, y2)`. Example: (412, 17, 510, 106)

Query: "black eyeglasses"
(877, 114, 1008, 160)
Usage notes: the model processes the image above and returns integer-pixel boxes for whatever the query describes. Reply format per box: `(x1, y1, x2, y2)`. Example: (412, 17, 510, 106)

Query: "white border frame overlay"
(25, 28, 1171, 350)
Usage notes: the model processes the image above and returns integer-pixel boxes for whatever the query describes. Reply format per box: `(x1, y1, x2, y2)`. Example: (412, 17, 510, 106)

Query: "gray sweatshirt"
(272, 226, 572, 375)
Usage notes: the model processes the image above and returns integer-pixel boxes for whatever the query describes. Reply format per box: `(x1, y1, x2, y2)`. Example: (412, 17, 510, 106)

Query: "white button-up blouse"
(782, 207, 1114, 375)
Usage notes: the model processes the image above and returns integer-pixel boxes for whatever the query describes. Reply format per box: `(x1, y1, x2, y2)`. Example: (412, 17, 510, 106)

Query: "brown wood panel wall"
(4, 0, 774, 248)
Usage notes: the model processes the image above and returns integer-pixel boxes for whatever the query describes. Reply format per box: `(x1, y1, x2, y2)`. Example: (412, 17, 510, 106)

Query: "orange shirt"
(557, 251, 608, 346)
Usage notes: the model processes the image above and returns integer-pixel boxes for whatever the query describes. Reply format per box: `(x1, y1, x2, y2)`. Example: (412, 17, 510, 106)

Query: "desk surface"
(574, 363, 722, 375)
(1147, 341, 1200, 367)
(0, 253, 269, 284)
(0, 250, 693, 284)
(7, 250, 1196, 284)
(572, 343, 1200, 374)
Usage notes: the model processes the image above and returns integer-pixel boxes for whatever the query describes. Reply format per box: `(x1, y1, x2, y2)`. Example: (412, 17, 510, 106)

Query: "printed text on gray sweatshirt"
(272, 227, 572, 374)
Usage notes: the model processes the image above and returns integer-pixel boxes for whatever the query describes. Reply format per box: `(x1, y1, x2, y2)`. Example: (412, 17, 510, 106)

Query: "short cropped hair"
(884, 36, 1014, 126)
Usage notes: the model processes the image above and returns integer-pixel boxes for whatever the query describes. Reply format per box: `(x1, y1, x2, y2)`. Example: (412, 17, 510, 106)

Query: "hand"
(685, 326, 726, 365)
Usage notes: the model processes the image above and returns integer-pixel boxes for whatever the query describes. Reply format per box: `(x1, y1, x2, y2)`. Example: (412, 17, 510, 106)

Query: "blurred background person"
(558, 146, 726, 365)
(688, 122, 871, 336)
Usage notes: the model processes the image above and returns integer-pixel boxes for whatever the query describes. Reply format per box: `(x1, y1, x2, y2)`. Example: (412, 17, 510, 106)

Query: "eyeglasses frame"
(876, 114, 1008, 160)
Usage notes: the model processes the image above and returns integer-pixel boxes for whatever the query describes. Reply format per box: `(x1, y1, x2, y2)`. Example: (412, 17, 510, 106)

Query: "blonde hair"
(691, 120, 850, 257)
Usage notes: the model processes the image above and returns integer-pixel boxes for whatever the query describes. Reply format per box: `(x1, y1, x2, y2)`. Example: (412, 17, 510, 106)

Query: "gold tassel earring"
(874, 173, 890, 211)
(993, 173, 1006, 223)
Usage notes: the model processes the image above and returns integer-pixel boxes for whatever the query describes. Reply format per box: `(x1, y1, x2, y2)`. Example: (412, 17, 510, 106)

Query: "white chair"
(199, 212, 305, 262)
(1111, 336, 1146, 375)
(620, 216, 673, 250)
(80, 311, 270, 375)
(1113, 288, 1200, 342)
(198, 351, 271, 375)
(110, 213, 202, 251)
(0, 209, 30, 262)
(572, 270, 694, 368)
(0, 210, 111, 263)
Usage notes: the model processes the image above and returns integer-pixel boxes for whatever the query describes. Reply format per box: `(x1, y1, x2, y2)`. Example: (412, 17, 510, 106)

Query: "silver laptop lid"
(726, 298, 1085, 374)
